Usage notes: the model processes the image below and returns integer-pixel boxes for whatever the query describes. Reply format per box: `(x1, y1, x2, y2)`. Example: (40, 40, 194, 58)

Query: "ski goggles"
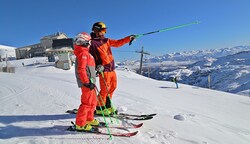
(99, 28, 107, 34)
(75, 39, 91, 46)
(84, 40, 91, 45)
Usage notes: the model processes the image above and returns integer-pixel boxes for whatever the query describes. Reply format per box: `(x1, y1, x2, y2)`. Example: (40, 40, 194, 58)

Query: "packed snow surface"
(0, 59, 250, 144)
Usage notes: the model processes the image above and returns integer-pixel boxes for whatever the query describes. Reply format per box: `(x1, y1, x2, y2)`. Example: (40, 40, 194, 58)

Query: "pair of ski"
(66, 109, 157, 137)
(67, 121, 141, 137)
(66, 108, 157, 120)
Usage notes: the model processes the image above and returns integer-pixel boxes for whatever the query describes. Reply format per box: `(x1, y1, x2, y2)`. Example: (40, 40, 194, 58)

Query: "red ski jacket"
(74, 45, 96, 88)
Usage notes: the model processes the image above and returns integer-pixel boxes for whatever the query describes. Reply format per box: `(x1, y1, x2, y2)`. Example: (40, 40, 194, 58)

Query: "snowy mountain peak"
(152, 45, 250, 62)
(121, 46, 250, 97)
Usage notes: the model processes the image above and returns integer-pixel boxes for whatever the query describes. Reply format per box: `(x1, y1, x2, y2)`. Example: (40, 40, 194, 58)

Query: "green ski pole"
(96, 87, 114, 124)
(93, 85, 113, 140)
(100, 72, 120, 124)
(129, 21, 200, 45)
(90, 78, 113, 123)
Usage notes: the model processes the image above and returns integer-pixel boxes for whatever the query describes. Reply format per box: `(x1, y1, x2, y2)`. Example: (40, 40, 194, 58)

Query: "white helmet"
(74, 32, 91, 46)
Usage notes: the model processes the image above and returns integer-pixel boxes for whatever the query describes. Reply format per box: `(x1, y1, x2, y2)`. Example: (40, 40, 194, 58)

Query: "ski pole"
(90, 79, 113, 123)
(94, 85, 114, 124)
(129, 21, 200, 45)
(93, 85, 113, 140)
(90, 78, 113, 123)
(99, 72, 119, 124)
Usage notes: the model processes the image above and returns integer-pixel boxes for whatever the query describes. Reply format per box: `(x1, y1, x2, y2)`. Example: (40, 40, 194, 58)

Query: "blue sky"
(1, 0, 250, 61)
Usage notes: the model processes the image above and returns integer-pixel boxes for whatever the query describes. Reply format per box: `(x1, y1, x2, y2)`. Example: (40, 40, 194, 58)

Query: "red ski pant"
(76, 86, 97, 126)
(97, 71, 117, 106)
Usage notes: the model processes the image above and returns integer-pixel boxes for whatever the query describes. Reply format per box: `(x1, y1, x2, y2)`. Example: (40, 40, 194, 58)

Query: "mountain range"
(120, 46, 250, 96)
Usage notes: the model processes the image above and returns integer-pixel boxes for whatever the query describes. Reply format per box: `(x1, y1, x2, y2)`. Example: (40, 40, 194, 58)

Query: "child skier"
(74, 32, 99, 131)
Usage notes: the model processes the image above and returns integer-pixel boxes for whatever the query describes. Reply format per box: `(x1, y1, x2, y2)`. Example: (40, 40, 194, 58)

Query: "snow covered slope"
(122, 46, 250, 96)
(0, 62, 250, 144)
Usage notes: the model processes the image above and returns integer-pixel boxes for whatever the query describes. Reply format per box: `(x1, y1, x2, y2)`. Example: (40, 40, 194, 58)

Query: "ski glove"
(84, 82, 95, 90)
(96, 65, 104, 73)
(130, 34, 136, 41)
(129, 34, 136, 45)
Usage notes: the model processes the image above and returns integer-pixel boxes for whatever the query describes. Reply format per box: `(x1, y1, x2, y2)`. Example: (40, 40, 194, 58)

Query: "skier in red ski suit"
(74, 32, 99, 131)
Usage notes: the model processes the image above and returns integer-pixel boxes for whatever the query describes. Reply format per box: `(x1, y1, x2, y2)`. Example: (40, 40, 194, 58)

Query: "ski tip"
(138, 116, 154, 120)
(133, 123, 143, 128)
(132, 131, 139, 136)
(149, 113, 157, 117)
(128, 116, 154, 120)
(122, 131, 138, 137)
(145, 116, 154, 120)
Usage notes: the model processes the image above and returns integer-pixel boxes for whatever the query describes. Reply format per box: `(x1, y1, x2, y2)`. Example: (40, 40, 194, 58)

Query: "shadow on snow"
(0, 114, 77, 139)
(0, 114, 75, 124)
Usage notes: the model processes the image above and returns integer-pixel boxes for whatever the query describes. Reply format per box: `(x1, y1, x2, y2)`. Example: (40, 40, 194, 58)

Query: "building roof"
(0, 45, 16, 50)
(41, 32, 68, 40)
(18, 43, 40, 49)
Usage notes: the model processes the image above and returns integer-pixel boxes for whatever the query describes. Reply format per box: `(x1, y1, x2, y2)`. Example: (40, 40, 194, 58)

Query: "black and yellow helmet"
(92, 22, 107, 33)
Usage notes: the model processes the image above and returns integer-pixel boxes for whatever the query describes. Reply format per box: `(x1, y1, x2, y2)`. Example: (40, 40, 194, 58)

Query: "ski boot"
(95, 108, 111, 116)
(75, 124, 93, 132)
(108, 107, 117, 114)
(86, 119, 100, 126)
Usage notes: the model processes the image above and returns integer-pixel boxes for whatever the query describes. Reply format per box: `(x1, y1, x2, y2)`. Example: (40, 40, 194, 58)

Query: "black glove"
(130, 34, 136, 41)
(129, 34, 136, 45)
(84, 82, 95, 90)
